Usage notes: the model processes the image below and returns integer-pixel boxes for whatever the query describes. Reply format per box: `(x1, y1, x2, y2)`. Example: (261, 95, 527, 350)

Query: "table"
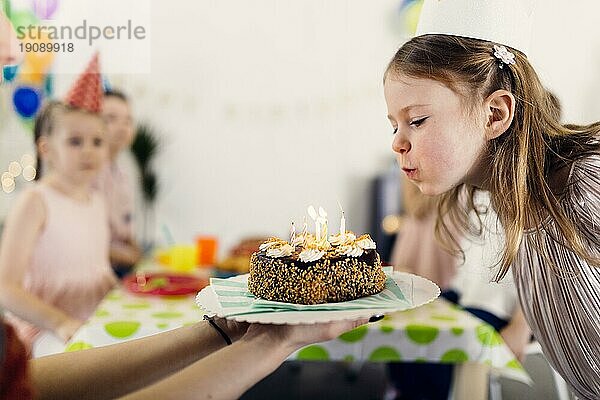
(66, 284, 530, 399)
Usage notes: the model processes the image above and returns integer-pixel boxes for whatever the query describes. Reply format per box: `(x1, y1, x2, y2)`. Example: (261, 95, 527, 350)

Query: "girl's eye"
(392, 127, 398, 135)
(94, 138, 103, 146)
(68, 137, 82, 146)
(410, 117, 428, 127)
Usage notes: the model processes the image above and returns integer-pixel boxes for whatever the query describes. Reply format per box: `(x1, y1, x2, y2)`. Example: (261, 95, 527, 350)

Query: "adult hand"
(55, 317, 83, 342)
(242, 318, 369, 352)
(214, 317, 250, 342)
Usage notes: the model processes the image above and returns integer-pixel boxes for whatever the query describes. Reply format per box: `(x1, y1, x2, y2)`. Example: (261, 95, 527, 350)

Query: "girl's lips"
(402, 167, 418, 179)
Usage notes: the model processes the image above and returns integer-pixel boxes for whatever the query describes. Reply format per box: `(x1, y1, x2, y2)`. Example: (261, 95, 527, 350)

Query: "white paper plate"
(196, 271, 440, 324)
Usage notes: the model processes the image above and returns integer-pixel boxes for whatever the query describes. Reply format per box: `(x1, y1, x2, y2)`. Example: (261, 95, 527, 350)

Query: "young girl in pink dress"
(385, 1, 599, 398)
(0, 55, 116, 355)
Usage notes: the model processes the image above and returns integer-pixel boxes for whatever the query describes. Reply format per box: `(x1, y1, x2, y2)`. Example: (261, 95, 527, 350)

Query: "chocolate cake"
(248, 232, 386, 304)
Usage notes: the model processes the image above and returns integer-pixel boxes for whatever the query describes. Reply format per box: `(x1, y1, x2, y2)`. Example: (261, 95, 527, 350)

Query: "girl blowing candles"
(0, 54, 117, 355)
(384, 1, 599, 398)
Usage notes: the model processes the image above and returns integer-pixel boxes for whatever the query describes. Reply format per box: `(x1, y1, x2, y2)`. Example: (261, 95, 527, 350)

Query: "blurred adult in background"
(97, 89, 142, 278)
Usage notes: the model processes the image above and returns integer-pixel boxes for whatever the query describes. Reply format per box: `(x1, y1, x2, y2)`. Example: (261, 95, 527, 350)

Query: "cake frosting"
(248, 230, 386, 304)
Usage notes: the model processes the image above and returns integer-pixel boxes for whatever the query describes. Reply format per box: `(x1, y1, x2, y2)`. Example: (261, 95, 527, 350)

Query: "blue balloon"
(2, 65, 19, 82)
(399, 0, 419, 11)
(13, 86, 42, 119)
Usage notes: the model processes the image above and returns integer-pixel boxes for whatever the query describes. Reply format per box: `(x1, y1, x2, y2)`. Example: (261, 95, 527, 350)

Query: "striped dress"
(513, 152, 600, 399)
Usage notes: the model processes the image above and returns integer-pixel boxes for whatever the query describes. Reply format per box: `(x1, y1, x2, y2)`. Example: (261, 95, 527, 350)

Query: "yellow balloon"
(19, 61, 45, 86)
(22, 32, 54, 74)
(405, 1, 424, 36)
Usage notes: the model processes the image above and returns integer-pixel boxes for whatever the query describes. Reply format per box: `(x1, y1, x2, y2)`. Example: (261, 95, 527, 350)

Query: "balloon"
(18, 62, 45, 85)
(20, 117, 35, 133)
(23, 32, 55, 74)
(13, 86, 42, 119)
(2, 65, 19, 82)
(31, 0, 59, 19)
(2, 0, 12, 19)
(9, 10, 39, 32)
(399, 0, 420, 11)
(404, 1, 423, 35)
(44, 73, 54, 96)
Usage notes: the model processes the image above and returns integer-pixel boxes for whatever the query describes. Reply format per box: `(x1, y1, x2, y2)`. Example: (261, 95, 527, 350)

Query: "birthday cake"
(248, 207, 386, 304)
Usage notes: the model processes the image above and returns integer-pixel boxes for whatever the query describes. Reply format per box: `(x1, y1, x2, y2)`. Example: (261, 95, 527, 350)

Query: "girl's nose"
(392, 134, 411, 154)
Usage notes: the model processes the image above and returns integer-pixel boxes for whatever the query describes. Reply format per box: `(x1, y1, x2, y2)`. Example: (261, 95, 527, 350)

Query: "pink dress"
(6, 184, 117, 352)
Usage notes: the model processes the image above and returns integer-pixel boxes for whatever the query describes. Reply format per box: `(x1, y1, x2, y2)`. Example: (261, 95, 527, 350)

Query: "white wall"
(2, 0, 600, 256)
(57, 0, 405, 253)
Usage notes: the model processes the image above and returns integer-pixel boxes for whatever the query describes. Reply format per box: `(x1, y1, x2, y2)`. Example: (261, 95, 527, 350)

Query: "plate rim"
(196, 271, 440, 325)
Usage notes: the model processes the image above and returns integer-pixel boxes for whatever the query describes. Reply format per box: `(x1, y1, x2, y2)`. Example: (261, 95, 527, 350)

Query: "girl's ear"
(37, 136, 50, 161)
(484, 89, 515, 140)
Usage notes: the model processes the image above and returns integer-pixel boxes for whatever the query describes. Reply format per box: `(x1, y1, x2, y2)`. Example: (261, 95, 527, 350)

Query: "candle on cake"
(290, 221, 296, 243)
(337, 201, 346, 235)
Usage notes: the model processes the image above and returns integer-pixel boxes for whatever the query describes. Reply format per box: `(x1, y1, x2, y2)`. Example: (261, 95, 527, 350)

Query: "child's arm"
(0, 190, 82, 341)
(499, 305, 531, 361)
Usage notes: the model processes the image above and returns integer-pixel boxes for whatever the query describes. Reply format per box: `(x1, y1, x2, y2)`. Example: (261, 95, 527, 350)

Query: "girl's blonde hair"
(386, 35, 600, 281)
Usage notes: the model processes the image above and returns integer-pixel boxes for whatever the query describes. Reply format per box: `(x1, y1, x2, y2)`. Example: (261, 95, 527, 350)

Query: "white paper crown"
(415, 0, 535, 55)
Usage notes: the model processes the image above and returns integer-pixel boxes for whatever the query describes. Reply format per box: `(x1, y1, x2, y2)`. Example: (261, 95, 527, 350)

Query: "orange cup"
(196, 235, 218, 267)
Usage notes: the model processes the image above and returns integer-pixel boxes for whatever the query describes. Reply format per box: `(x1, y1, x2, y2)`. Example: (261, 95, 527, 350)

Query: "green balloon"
(19, 117, 34, 133)
(9, 10, 39, 34)
(2, 0, 12, 19)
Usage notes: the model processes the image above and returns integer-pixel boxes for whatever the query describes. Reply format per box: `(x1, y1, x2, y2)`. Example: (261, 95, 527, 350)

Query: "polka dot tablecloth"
(290, 298, 530, 383)
(65, 287, 205, 351)
(65, 286, 529, 383)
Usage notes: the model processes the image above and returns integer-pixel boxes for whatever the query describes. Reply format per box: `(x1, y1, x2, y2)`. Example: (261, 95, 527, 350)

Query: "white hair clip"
(493, 45, 516, 68)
